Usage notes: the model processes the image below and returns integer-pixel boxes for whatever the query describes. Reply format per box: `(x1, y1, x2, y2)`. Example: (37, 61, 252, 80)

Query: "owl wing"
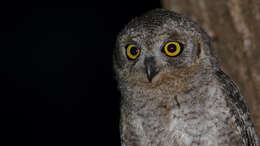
(215, 70, 259, 146)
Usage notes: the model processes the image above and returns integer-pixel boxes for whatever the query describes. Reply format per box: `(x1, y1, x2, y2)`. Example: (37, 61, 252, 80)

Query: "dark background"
(0, 1, 160, 145)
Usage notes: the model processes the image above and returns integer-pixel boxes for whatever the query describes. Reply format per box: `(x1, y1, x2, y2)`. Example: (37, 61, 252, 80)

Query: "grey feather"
(113, 8, 259, 146)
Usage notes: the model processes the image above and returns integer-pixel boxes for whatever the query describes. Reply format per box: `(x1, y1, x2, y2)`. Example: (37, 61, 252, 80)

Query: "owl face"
(114, 9, 218, 84)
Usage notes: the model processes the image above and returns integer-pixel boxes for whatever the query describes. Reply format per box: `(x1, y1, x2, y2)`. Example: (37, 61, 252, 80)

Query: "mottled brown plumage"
(113, 9, 259, 146)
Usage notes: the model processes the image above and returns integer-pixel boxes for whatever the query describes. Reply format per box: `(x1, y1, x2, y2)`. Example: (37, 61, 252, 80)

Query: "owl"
(113, 9, 259, 146)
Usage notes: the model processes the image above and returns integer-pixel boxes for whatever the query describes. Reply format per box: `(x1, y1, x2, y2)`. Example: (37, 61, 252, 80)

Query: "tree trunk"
(162, 0, 260, 136)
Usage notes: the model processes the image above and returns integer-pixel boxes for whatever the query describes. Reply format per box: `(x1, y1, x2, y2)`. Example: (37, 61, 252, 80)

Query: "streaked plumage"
(113, 9, 259, 146)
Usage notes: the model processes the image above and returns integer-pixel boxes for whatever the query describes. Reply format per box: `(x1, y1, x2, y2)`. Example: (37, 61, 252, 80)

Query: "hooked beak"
(144, 57, 159, 82)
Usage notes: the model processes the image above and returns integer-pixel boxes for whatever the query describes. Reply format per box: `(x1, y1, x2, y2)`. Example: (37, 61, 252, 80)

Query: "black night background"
(0, 1, 160, 145)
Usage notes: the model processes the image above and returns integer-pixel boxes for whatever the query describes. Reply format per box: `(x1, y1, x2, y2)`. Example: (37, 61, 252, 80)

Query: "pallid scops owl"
(113, 9, 259, 146)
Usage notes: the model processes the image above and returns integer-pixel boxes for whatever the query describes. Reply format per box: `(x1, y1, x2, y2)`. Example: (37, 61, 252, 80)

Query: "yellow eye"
(163, 41, 183, 57)
(125, 44, 141, 60)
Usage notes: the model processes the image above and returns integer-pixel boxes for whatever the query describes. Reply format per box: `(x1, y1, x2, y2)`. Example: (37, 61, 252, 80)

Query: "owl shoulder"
(214, 70, 259, 146)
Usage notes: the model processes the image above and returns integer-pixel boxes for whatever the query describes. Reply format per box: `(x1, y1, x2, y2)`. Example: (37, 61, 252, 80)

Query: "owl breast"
(126, 82, 242, 146)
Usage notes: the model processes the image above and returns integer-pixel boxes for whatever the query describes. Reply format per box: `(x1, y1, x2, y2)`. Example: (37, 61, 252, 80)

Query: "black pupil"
(130, 47, 138, 56)
(167, 44, 177, 53)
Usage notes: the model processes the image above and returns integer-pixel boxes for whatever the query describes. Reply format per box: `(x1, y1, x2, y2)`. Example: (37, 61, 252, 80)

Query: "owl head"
(113, 9, 219, 86)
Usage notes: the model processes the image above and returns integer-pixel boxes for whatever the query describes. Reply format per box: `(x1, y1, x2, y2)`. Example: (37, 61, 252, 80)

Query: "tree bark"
(162, 0, 260, 136)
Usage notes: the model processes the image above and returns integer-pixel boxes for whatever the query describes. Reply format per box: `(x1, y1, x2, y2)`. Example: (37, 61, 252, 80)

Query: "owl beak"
(144, 57, 159, 82)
